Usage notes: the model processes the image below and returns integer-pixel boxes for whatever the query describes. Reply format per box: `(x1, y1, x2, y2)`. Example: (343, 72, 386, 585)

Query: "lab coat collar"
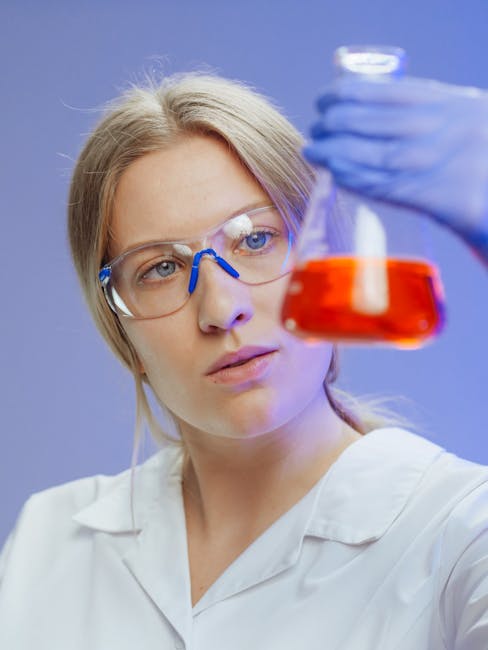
(72, 444, 183, 533)
(71, 428, 442, 620)
(73, 445, 192, 640)
(306, 427, 443, 544)
(72, 428, 443, 543)
(194, 428, 443, 612)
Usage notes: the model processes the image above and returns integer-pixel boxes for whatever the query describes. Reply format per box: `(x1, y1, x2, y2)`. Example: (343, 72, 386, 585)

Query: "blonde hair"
(68, 72, 401, 457)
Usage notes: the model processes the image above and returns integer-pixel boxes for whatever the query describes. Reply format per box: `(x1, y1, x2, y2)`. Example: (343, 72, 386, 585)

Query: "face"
(110, 134, 333, 441)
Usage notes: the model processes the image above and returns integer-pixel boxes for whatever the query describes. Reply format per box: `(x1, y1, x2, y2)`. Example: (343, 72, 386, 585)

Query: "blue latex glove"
(304, 76, 488, 264)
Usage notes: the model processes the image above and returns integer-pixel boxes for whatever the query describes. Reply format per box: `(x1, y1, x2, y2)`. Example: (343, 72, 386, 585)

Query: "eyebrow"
(112, 200, 272, 260)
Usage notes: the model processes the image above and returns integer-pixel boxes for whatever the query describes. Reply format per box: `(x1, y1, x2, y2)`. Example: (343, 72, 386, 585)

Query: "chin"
(212, 393, 302, 441)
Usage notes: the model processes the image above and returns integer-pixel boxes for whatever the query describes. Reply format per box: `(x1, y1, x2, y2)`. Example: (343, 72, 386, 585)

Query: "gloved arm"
(304, 76, 488, 265)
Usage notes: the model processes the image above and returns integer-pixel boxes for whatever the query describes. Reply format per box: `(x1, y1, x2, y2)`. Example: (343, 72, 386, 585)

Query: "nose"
(194, 255, 254, 333)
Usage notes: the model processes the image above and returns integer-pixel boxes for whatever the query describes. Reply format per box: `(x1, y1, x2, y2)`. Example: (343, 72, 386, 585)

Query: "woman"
(1, 72, 487, 649)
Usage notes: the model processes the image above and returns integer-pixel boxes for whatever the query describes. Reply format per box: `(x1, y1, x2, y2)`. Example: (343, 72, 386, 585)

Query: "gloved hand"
(304, 76, 488, 263)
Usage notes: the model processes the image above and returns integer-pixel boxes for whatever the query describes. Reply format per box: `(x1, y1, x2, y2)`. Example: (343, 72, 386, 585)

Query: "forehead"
(109, 135, 270, 256)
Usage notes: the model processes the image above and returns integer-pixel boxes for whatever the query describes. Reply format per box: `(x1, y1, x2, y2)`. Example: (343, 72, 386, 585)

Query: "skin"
(110, 134, 361, 600)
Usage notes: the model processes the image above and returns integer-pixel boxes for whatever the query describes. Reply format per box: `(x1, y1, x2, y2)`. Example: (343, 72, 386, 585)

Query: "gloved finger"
(328, 157, 487, 228)
(316, 76, 478, 110)
(323, 157, 397, 195)
(312, 90, 338, 113)
(304, 135, 441, 172)
(310, 103, 440, 138)
(324, 163, 439, 224)
(316, 78, 435, 111)
(303, 146, 394, 189)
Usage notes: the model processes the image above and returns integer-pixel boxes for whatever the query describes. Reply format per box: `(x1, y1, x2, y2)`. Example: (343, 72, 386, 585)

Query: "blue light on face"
(188, 248, 239, 294)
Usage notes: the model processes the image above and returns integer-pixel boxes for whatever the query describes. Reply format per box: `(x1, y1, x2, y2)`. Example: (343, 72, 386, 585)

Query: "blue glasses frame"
(187, 248, 239, 293)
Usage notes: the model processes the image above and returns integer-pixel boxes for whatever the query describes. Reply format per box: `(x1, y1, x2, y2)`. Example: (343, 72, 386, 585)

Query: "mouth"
(205, 347, 279, 385)
(221, 352, 271, 369)
(206, 346, 279, 375)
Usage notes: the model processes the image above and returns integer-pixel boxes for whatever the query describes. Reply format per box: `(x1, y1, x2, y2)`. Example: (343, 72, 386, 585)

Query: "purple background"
(2, 0, 488, 545)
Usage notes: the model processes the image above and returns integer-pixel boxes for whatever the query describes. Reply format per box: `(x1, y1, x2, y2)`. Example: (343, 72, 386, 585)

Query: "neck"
(178, 387, 362, 539)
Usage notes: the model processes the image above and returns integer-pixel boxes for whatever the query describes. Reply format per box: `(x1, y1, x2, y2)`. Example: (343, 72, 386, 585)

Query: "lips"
(205, 345, 279, 375)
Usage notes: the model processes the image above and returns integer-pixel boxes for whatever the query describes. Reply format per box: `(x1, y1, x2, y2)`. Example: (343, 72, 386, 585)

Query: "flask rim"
(334, 45, 406, 76)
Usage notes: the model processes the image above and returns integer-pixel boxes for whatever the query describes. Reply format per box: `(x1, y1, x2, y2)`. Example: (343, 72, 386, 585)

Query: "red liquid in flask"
(281, 257, 446, 347)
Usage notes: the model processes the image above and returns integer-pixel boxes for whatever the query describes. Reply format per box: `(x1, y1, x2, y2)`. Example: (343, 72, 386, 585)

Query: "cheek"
(281, 334, 333, 391)
(122, 318, 194, 398)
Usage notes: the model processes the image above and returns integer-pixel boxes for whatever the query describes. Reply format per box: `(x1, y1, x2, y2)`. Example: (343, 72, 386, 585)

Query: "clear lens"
(103, 206, 295, 319)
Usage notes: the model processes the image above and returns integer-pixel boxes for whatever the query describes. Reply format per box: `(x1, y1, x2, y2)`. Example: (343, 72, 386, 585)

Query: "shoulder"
(368, 426, 488, 489)
(429, 455, 488, 644)
(0, 446, 181, 580)
(358, 428, 488, 537)
(438, 471, 488, 560)
(0, 472, 116, 608)
(0, 469, 125, 583)
(10, 466, 131, 536)
(418, 434, 488, 510)
(13, 443, 181, 522)
(394, 428, 488, 562)
(389, 427, 488, 514)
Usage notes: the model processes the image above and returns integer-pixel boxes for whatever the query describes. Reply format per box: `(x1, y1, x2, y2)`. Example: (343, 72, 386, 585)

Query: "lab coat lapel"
(193, 473, 325, 614)
(306, 428, 444, 544)
(122, 474, 193, 643)
(73, 447, 193, 642)
(193, 428, 443, 614)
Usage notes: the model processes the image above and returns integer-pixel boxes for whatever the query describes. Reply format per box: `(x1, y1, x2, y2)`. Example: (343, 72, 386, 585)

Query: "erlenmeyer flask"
(281, 45, 446, 348)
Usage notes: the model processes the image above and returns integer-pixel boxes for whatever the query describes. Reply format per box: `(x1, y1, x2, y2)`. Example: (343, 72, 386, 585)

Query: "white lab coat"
(1, 428, 488, 649)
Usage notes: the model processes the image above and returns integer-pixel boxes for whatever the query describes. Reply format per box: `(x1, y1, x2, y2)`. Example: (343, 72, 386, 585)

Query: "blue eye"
(140, 260, 180, 283)
(155, 261, 177, 277)
(244, 231, 272, 251)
